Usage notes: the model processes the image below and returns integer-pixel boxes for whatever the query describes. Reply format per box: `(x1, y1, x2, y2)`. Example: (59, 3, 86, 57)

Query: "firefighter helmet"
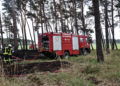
(8, 44, 12, 47)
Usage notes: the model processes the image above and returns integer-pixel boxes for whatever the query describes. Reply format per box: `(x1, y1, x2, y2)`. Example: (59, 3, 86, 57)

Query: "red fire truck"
(38, 32, 90, 58)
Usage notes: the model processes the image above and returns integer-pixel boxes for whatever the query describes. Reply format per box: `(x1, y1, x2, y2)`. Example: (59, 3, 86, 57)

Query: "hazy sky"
(0, 1, 120, 40)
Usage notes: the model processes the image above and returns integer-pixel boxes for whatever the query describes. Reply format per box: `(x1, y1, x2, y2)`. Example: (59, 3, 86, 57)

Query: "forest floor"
(0, 50, 120, 86)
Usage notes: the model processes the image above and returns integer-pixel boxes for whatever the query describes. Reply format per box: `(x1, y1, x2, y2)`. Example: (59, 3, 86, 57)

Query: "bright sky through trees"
(0, 0, 120, 40)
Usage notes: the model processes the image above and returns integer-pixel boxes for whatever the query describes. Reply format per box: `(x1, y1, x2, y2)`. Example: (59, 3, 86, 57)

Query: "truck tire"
(83, 49, 88, 56)
(62, 51, 69, 59)
(44, 53, 55, 59)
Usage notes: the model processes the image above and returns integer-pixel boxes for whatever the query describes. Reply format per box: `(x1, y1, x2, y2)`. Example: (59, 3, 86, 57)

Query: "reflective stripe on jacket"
(3, 58, 12, 63)
(3, 47, 8, 55)
(8, 48, 13, 55)
(3, 58, 8, 63)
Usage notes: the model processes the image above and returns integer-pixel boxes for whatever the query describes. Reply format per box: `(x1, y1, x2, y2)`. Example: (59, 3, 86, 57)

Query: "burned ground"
(2, 61, 71, 76)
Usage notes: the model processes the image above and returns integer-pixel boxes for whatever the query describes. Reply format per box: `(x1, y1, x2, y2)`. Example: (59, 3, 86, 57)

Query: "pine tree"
(92, 0, 104, 62)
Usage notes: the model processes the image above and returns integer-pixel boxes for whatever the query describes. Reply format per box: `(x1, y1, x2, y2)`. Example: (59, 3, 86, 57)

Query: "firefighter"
(2, 44, 13, 64)
(8, 44, 13, 63)
(2, 45, 9, 64)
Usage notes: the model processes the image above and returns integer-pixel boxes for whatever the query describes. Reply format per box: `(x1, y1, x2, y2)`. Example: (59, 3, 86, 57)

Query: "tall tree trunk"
(67, 19, 70, 32)
(20, 11, 25, 49)
(111, 0, 115, 50)
(21, 11, 25, 49)
(26, 19, 34, 48)
(91, 43, 94, 50)
(101, 25, 105, 50)
(108, 17, 118, 50)
(42, 2, 48, 33)
(53, 0, 58, 32)
(48, 22, 53, 32)
(118, 9, 120, 21)
(0, 13, 3, 47)
(19, 0, 26, 50)
(63, 0, 68, 33)
(92, 0, 104, 62)
(81, 0, 86, 35)
(23, 14, 27, 50)
(72, 0, 78, 34)
(105, 0, 110, 53)
(59, 0, 64, 32)
(22, 8, 28, 50)
(12, 0, 18, 50)
(31, 18, 37, 50)
(30, 3, 37, 49)
(17, 33, 22, 49)
(70, 18, 74, 33)
(6, 29, 9, 44)
(40, 0, 43, 34)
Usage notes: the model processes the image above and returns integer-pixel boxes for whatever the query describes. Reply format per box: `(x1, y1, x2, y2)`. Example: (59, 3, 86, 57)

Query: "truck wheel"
(63, 51, 69, 59)
(83, 49, 88, 56)
(45, 53, 55, 59)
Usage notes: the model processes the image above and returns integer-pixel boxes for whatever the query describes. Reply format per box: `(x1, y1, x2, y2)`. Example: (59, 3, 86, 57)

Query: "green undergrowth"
(92, 43, 120, 49)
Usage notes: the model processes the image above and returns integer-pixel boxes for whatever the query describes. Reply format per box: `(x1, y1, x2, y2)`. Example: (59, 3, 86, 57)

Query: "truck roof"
(39, 32, 88, 37)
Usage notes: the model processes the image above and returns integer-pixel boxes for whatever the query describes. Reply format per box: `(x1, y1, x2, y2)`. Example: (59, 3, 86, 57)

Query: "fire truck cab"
(38, 32, 90, 58)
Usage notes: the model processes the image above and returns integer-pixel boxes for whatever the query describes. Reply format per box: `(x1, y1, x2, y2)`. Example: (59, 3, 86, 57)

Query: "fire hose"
(1, 53, 62, 77)
(0, 53, 40, 77)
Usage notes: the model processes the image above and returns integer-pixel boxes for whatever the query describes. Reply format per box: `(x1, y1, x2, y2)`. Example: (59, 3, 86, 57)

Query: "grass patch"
(67, 77, 95, 86)
(92, 43, 120, 49)
(104, 72, 120, 81)
(82, 64, 100, 74)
